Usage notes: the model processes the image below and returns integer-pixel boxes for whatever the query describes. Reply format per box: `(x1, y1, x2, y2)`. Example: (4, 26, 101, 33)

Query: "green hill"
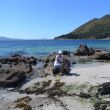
(55, 15, 110, 39)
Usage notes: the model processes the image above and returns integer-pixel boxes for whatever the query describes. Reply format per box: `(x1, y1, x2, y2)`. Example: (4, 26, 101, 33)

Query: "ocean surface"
(0, 39, 110, 57)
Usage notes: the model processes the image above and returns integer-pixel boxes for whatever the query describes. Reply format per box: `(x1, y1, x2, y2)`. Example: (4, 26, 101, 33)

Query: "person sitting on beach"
(53, 50, 70, 75)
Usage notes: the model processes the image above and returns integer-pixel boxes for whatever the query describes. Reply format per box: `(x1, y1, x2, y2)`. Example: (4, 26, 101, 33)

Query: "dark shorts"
(54, 65, 60, 69)
(53, 65, 61, 74)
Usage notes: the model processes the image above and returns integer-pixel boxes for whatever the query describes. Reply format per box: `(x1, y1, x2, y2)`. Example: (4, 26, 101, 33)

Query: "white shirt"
(54, 55, 63, 66)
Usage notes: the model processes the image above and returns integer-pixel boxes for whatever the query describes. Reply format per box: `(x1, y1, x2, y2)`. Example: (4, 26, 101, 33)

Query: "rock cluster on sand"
(94, 49, 110, 60)
(74, 44, 110, 60)
(0, 55, 37, 87)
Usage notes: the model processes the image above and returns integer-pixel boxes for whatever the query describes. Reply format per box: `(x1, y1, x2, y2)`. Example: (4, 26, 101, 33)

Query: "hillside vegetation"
(55, 15, 110, 39)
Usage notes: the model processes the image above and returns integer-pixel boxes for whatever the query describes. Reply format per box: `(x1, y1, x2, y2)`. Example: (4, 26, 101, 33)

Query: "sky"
(0, 0, 110, 39)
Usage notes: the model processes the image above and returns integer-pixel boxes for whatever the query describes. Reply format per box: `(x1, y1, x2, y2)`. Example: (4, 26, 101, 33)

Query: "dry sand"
(61, 63, 110, 85)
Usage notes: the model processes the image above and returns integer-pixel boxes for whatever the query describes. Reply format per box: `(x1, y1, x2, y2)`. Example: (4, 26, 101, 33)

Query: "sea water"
(0, 39, 110, 57)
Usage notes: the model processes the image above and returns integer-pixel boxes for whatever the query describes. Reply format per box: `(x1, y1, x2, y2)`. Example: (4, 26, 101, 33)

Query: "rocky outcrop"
(0, 55, 37, 87)
(74, 44, 110, 60)
(42, 53, 70, 76)
(41, 54, 56, 76)
(74, 44, 95, 56)
(0, 70, 26, 87)
(97, 82, 110, 96)
(0, 54, 37, 65)
(94, 50, 110, 60)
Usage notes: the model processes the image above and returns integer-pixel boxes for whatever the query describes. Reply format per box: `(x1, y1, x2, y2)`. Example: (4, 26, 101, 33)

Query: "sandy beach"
(61, 63, 110, 85)
(0, 62, 110, 110)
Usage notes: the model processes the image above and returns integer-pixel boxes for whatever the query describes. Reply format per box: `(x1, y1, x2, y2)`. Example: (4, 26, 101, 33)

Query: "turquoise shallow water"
(0, 39, 110, 57)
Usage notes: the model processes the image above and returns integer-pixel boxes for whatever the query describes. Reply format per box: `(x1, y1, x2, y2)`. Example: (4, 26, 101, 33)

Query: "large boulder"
(0, 63, 32, 87)
(74, 44, 95, 56)
(94, 50, 110, 60)
(0, 70, 25, 87)
(0, 55, 37, 87)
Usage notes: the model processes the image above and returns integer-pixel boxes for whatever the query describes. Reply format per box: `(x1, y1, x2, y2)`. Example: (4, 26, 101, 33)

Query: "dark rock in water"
(10, 51, 27, 56)
(62, 50, 70, 56)
(74, 44, 95, 56)
(11, 54, 22, 57)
